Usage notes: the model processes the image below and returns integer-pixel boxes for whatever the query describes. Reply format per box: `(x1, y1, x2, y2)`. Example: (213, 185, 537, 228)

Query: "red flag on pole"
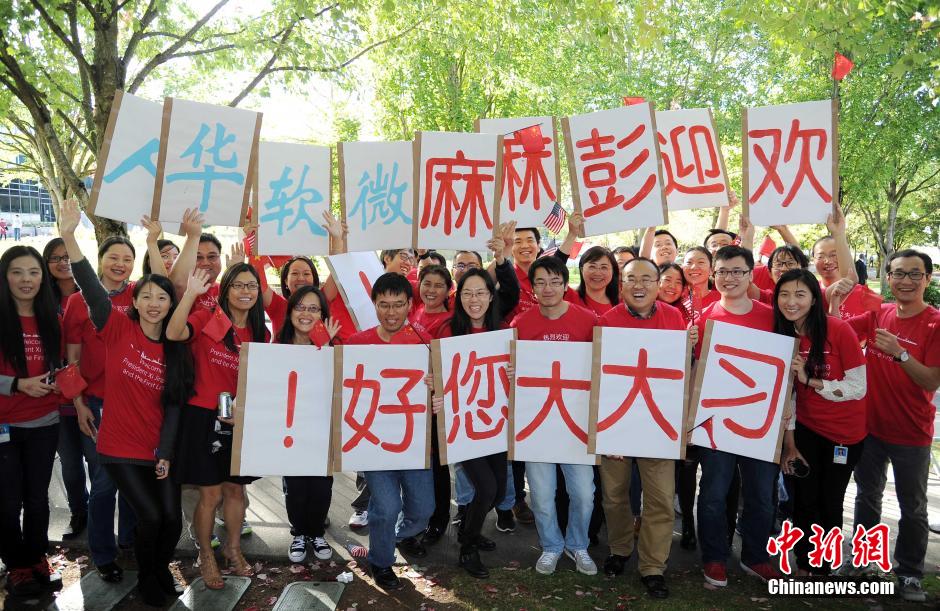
(203, 306, 233, 343)
(832, 52, 854, 81)
(758, 235, 777, 258)
(517, 124, 546, 153)
(622, 96, 646, 106)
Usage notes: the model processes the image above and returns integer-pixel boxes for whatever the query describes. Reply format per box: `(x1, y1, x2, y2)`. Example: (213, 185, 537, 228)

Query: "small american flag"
(543, 202, 567, 234)
(345, 543, 368, 558)
(539, 238, 559, 259)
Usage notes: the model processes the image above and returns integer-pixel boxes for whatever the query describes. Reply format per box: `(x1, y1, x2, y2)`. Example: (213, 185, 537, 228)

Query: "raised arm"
(827, 204, 858, 284)
(141, 216, 166, 277)
(639, 226, 655, 259)
(772, 224, 800, 247)
(715, 188, 739, 231)
(558, 212, 583, 258)
(168, 208, 205, 299)
(165, 269, 212, 342)
(59, 200, 111, 330)
(486, 221, 516, 282)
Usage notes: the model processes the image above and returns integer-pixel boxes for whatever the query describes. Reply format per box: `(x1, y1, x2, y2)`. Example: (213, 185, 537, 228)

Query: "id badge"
(833, 445, 848, 465)
(0, 424, 10, 444)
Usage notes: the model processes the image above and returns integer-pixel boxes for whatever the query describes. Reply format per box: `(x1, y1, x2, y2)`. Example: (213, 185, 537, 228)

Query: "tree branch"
(26, 0, 94, 77)
(121, 0, 162, 67)
(54, 109, 94, 151)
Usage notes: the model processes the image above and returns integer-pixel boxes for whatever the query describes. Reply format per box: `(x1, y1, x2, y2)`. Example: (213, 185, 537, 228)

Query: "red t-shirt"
(847, 304, 940, 446)
(511, 303, 597, 342)
(794, 316, 867, 445)
(0, 316, 61, 424)
(566, 292, 615, 317)
(95, 313, 167, 461)
(693, 299, 775, 359)
(821, 284, 870, 320)
(329, 295, 358, 343)
(192, 283, 221, 314)
(410, 306, 452, 339)
(436, 321, 509, 338)
(265, 291, 289, 339)
(63, 283, 135, 399)
(753, 264, 775, 291)
(187, 309, 266, 410)
(507, 263, 579, 321)
(346, 325, 432, 346)
(600, 301, 687, 331)
(683, 288, 720, 325)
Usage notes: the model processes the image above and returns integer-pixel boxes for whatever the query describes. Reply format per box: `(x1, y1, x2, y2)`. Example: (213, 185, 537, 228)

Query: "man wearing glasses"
(838, 250, 940, 602)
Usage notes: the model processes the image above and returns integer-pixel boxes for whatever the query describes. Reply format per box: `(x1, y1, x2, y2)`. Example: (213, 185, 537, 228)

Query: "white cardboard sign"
(655, 108, 729, 211)
(324, 252, 385, 331)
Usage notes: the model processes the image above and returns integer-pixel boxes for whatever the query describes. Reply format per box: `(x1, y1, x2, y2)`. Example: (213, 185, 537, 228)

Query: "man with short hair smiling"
(345, 273, 433, 591)
(640, 228, 679, 265)
(838, 250, 940, 602)
(691, 245, 781, 588)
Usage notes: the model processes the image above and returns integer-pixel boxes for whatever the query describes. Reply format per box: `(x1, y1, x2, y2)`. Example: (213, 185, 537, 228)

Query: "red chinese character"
(658, 125, 725, 195)
(515, 360, 592, 443)
(850, 524, 892, 572)
(502, 130, 556, 213)
(767, 519, 804, 575)
(342, 365, 425, 453)
(700, 344, 786, 440)
(575, 126, 656, 219)
(598, 349, 684, 439)
(808, 524, 844, 570)
(421, 151, 495, 236)
(444, 351, 511, 443)
(749, 119, 831, 207)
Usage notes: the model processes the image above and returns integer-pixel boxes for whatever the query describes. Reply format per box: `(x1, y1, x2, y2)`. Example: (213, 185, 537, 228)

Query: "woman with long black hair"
(59, 200, 194, 605)
(775, 269, 866, 576)
(166, 262, 270, 588)
(0, 245, 63, 597)
(261, 255, 321, 337)
(276, 285, 340, 564)
(657, 262, 691, 322)
(567, 246, 620, 316)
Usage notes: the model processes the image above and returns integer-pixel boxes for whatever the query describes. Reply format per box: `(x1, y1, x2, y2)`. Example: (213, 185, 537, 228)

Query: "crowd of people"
(0, 195, 937, 605)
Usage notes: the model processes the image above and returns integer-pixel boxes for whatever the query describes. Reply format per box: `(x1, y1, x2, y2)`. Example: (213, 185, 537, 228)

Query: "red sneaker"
(703, 561, 728, 587)
(741, 561, 781, 583)
(32, 557, 63, 589)
(9, 567, 41, 597)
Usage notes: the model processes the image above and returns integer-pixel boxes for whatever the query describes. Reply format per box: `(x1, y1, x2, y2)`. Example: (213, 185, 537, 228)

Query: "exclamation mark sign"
(284, 371, 298, 448)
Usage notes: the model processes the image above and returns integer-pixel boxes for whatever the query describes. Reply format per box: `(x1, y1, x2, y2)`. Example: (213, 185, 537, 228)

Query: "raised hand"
(321, 209, 345, 239)
(141, 215, 163, 243)
(324, 317, 341, 340)
(568, 211, 585, 236)
(59, 199, 82, 235)
(186, 269, 213, 296)
(226, 241, 246, 269)
(826, 203, 847, 236)
(727, 188, 740, 208)
(180, 208, 205, 238)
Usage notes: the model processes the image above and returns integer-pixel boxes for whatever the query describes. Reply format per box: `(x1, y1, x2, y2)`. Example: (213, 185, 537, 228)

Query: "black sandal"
(96, 561, 124, 583)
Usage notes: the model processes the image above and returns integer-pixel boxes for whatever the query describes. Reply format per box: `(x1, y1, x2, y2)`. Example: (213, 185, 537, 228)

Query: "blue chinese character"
(259, 164, 327, 236)
(349, 161, 410, 231)
(103, 138, 159, 182)
(166, 122, 244, 212)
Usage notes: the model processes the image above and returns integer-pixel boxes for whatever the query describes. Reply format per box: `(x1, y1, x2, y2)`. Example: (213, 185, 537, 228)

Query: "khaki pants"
(600, 456, 675, 576)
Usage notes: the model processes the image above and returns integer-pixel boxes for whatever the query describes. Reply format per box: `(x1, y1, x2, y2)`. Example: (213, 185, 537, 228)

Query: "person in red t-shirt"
(259, 256, 320, 338)
(410, 265, 453, 339)
(166, 262, 270, 588)
(755, 245, 810, 304)
(680, 247, 720, 324)
(772, 269, 866, 577)
(835, 250, 940, 601)
(810, 205, 858, 293)
(657, 262, 692, 324)
(60, 200, 193, 605)
(566, 246, 620, 316)
(694, 245, 781, 588)
(597, 257, 695, 599)
(0, 245, 64, 596)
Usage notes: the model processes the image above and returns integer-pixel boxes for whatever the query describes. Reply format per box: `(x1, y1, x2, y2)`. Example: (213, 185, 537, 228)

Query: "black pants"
(351, 473, 370, 511)
(459, 452, 507, 549)
(678, 445, 740, 539)
(791, 423, 863, 574)
(512, 460, 526, 505)
(103, 462, 181, 577)
(283, 476, 333, 538)
(0, 423, 59, 568)
(555, 465, 605, 540)
(428, 415, 452, 530)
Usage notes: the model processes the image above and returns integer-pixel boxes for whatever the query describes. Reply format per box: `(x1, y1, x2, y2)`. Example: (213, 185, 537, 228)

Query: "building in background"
(0, 155, 57, 224)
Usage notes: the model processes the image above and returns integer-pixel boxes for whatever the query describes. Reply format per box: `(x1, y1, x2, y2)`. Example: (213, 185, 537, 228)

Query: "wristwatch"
(894, 350, 910, 363)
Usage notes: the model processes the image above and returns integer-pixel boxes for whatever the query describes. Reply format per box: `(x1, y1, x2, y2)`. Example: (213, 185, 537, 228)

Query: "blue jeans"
(57, 413, 89, 516)
(454, 462, 515, 510)
(80, 396, 137, 566)
(526, 462, 594, 553)
(697, 448, 778, 566)
(364, 469, 434, 568)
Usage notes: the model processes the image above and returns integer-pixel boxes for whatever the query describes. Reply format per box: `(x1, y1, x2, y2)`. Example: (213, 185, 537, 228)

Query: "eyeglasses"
(231, 282, 259, 291)
(772, 260, 799, 270)
(292, 304, 321, 313)
(714, 269, 750, 279)
(460, 290, 490, 301)
(454, 263, 480, 271)
(623, 278, 657, 286)
(532, 279, 566, 290)
(377, 301, 409, 312)
(888, 270, 926, 281)
(197, 254, 221, 263)
(48, 255, 70, 264)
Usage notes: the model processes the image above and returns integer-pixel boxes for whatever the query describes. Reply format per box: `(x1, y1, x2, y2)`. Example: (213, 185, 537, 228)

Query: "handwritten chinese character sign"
(431, 330, 514, 464)
(475, 117, 560, 229)
(231, 343, 334, 476)
(655, 108, 729, 211)
(255, 141, 331, 256)
(333, 344, 430, 471)
(339, 141, 414, 252)
(745, 100, 837, 226)
(324, 252, 385, 332)
(154, 98, 261, 227)
(88, 91, 181, 234)
(563, 104, 667, 237)
(512, 340, 595, 465)
(415, 131, 502, 251)
(588, 328, 690, 459)
(689, 321, 798, 462)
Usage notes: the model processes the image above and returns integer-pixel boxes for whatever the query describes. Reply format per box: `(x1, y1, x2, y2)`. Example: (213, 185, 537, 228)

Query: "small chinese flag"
(568, 241, 585, 259)
(392, 323, 424, 346)
(517, 124, 545, 154)
(832, 52, 854, 81)
(56, 363, 87, 400)
(203, 306, 233, 343)
(242, 231, 256, 257)
(622, 96, 646, 106)
(309, 320, 332, 348)
(267, 255, 292, 270)
(759, 235, 777, 258)
(858, 285, 884, 313)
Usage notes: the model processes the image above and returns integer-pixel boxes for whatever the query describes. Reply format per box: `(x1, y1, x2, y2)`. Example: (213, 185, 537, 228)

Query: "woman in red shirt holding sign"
(166, 263, 270, 588)
(775, 269, 866, 576)
(0, 246, 63, 597)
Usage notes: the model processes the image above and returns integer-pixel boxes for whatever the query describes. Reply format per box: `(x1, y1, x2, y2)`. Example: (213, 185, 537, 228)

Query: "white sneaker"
(349, 510, 368, 528)
(311, 536, 333, 561)
(535, 551, 561, 575)
(288, 535, 307, 563)
(565, 548, 598, 575)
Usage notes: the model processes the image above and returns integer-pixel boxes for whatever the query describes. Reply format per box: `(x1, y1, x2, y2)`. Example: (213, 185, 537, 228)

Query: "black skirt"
(174, 404, 258, 487)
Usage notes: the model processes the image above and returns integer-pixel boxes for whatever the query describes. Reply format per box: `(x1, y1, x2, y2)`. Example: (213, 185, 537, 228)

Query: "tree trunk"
(880, 189, 900, 293)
